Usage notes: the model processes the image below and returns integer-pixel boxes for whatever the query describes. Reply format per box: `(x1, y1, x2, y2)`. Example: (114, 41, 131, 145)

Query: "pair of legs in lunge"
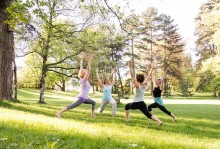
(148, 102, 176, 122)
(125, 101, 163, 125)
(56, 97, 96, 118)
(97, 99, 117, 116)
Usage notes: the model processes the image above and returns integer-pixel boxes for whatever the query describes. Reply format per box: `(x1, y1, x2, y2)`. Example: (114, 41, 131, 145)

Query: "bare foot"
(173, 117, 176, 122)
(55, 113, 62, 118)
(158, 122, 163, 126)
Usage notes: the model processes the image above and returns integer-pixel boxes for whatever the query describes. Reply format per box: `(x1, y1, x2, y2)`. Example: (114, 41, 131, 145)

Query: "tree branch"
(102, 0, 129, 33)
(47, 66, 78, 70)
(16, 50, 42, 57)
(48, 69, 76, 77)
(47, 53, 79, 67)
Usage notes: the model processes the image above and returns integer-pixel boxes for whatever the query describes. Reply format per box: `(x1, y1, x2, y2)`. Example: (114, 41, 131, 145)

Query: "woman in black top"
(148, 69, 176, 122)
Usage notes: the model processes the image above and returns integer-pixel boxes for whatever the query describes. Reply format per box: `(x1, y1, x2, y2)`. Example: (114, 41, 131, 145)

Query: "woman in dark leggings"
(125, 61, 162, 126)
(148, 69, 176, 122)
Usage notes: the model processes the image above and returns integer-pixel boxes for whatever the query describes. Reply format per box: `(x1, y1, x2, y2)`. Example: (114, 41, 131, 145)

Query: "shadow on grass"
(1, 101, 220, 140)
(0, 123, 131, 149)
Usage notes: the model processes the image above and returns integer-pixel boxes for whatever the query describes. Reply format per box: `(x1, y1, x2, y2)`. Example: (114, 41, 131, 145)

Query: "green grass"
(162, 92, 218, 100)
(0, 89, 220, 149)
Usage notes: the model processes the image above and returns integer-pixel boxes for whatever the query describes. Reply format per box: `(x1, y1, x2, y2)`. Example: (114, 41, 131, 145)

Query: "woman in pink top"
(56, 54, 96, 118)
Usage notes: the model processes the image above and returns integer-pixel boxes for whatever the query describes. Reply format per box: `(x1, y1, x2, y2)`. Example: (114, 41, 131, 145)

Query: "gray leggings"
(67, 98, 96, 110)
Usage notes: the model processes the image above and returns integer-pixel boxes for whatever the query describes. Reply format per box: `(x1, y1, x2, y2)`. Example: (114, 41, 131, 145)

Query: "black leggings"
(125, 101, 152, 119)
(148, 102, 171, 115)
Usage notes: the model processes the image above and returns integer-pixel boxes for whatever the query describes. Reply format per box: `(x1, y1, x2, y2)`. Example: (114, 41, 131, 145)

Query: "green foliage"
(6, 0, 33, 28)
(178, 57, 195, 97)
(195, 0, 220, 67)
(211, 75, 220, 95)
(179, 80, 194, 97)
(123, 79, 131, 99)
(196, 55, 220, 93)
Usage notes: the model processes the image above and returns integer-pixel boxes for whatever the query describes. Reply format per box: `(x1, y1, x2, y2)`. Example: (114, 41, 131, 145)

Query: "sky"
(128, 0, 208, 63)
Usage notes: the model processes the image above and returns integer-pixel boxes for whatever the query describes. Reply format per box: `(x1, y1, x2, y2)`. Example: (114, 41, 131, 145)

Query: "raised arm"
(111, 69, 116, 86)
(96, 69, 104, 88)
(78, 58, 83, 78)
(128, 61, 139, 88)
(152, 69, 157, 87)
(84, 54, 93, 80)
(143, 64, 154, 85)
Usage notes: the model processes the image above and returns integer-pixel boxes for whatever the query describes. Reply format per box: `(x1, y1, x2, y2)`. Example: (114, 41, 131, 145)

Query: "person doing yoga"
(56, 54, 96, 118)
(96, 69, 117, 116)
(148, 69, 176, 122)
(125, 61, 163, 126)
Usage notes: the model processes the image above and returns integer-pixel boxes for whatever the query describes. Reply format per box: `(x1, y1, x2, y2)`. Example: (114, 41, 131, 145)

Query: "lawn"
(0, 89, 219, 149)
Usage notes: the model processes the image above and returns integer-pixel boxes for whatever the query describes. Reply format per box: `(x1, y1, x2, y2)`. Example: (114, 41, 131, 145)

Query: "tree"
(196, 55, 220, 97)
(136, 7, 161, 95)
(195, 0, 220, 68)
(7, 0, 130, 103)
(158, 14, 185, 96)
(211, 76, 220, 97)
(0, 0, 14, 100)
(179, 55, 195, 97)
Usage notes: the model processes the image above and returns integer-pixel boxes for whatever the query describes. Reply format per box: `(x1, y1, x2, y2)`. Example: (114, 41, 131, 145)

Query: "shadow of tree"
(1, 101, 220, 140)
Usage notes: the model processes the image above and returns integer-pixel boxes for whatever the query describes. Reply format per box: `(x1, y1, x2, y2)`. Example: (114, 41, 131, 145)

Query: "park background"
(0, 0, 220, 148)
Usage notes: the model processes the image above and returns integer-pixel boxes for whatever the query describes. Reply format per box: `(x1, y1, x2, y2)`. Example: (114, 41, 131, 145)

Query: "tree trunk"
(0, 0, 14, 100)
(117, 67, 123, 101)
(38, 1, 55, 103)
(39, 61, 47, 103)
(213, 91, 217, 97)
(61, 79, 65, 91)
(150, 27, 153, 95)
(13, 51, 17, 100)
(92, 86, 95, 93)
(163, 78, 168, 97)
(95, 84, 99, 91)
(218, 92, 220, 98)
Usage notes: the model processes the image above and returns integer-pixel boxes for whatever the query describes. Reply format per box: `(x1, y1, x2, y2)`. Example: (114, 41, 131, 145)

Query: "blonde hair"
(78, 69, 87, 78)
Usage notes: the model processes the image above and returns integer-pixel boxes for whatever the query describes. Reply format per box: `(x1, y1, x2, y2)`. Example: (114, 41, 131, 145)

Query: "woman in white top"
(125, 61, 162, 126)
(96, 69, 117, 116)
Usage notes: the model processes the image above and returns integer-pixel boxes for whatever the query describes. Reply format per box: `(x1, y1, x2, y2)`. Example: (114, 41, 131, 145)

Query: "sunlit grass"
(0, 89, 220, 148)
(1, 105, 219, 149)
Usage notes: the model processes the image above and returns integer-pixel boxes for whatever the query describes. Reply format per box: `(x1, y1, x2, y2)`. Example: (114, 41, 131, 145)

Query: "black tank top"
(153, 87, 162, 97)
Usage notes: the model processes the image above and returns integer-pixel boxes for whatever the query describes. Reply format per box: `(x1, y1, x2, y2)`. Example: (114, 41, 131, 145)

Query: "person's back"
(153, 86, 162, 97)
(133, 85, 145, 103)
(78, 78, 91, 100)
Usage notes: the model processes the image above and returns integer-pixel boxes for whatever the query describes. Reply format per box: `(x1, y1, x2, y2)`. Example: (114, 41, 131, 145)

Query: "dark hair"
(156, 79, 162, 84)
(103, 77, 108, 84)
(136, 74, 144, 83)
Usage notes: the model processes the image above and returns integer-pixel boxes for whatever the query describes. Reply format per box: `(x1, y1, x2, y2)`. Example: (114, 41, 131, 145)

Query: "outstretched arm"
(128, 61, 139, 88)
(84, 54, 93, 80)
(96, 69, 104, 88)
